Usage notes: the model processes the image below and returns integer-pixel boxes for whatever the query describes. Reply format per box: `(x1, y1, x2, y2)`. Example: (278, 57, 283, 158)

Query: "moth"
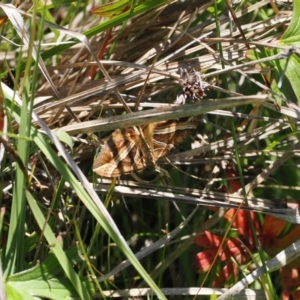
(93, 116, 201, 177)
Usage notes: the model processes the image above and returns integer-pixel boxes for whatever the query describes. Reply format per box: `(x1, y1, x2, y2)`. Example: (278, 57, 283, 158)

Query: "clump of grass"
(1, 1, 300, 299)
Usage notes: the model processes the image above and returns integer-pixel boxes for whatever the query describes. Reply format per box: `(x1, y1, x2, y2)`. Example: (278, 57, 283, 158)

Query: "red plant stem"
(89, 27, 113, 80)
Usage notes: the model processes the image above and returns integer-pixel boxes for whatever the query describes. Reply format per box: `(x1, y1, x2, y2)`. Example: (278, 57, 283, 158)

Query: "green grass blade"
(25, 190, 92, 300)
(2, 82, 167, 299)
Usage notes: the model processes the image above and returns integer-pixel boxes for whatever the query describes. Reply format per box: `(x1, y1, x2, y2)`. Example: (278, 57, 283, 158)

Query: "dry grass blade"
(94, 180, 300, 223)
(100, 287, 267, 298)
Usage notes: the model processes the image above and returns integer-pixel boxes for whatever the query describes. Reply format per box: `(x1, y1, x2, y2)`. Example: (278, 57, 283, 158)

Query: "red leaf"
(213, 263, 239, 287)
(194, 249, 218, 272)
(262, 215, 287, 239)
(223, 209, 260, 248)
(225, 166, 242, 192)
(90, 0, 131, 18)
(194, 231, 223, 248)
(261, 222, 300, 256)
(280, 267, 300, 300)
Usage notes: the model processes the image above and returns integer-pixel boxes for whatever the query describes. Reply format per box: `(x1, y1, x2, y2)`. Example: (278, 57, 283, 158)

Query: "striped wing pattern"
(93, 116, 200, 177)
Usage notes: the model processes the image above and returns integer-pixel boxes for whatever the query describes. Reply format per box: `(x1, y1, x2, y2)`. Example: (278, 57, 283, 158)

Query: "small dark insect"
(2, 69, 15, 89)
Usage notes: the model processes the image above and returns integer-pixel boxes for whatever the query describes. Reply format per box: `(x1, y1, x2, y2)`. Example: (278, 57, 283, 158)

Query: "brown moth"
(93, 116, 201, 177)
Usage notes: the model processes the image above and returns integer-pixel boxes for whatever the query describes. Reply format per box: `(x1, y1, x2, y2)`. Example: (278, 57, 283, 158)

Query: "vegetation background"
(1, 0, 300, 299)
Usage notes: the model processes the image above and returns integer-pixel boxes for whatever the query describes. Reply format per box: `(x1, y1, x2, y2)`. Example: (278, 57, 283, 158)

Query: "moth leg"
(154, 166, 172, 185)
(130, 167, 172, 184)
(130, 173, 155, 184)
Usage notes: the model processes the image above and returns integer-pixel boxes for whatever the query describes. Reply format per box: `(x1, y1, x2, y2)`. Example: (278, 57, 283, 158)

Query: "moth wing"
(93, 128, 144, 177)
